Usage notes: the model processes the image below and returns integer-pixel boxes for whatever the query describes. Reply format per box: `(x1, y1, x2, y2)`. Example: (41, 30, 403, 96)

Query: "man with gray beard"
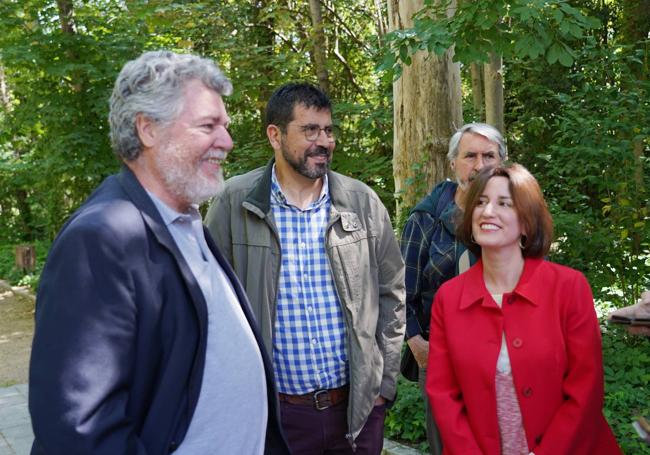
(28, 51, 289, 455)
(206, 82, 405, 454)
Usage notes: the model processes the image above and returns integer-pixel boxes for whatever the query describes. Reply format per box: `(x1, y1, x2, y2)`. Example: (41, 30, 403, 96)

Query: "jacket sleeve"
(376, 205, 406, 401)
(205, 190, 234, 264)
(400, 212, 431, 339)
(29, 221, 148, 455)
(426, 290, 483, 454)
(531, 272, 608, 455)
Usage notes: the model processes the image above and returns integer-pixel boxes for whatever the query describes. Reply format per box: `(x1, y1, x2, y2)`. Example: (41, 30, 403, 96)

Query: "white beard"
(156, 143, 225, 206)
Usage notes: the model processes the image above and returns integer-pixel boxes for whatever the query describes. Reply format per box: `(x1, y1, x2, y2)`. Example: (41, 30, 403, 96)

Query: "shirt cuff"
(405, 317, 423, 339)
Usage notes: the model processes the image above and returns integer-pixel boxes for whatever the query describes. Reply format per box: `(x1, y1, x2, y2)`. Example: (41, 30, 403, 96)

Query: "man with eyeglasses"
(205, 82, 405, 454)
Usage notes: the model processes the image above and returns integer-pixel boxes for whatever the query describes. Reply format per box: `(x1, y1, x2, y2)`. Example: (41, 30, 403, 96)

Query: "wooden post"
(15, 244, 36, 272)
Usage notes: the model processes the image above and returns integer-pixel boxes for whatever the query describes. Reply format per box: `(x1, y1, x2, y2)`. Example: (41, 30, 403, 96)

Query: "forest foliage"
(0, 0, 649, 452)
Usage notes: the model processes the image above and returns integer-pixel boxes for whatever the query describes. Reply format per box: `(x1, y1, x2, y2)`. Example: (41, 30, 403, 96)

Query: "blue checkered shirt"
(270, 168, 348, 394)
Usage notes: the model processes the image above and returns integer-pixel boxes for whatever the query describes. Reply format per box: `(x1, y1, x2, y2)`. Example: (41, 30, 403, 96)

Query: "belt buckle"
(313, 389, 331, 411)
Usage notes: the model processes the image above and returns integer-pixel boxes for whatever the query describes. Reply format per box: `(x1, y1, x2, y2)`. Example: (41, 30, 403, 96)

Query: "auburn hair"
(457, 163, 553, 258)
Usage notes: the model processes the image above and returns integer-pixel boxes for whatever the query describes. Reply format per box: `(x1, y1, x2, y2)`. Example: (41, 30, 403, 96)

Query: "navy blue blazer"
(29, 166, 289, 454)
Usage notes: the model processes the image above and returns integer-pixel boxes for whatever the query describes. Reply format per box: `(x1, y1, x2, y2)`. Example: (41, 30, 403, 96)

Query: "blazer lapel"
(116, 166, 209, 328)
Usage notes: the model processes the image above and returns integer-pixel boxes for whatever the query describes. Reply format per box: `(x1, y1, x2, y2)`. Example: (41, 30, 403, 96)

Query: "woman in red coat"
(426, 163, 621, 455)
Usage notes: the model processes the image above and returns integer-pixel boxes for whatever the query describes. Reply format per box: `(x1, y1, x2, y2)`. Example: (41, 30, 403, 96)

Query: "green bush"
(385, 376, 428, 453)
(603, 325, 650, 454)
(0, 240, 50, 291)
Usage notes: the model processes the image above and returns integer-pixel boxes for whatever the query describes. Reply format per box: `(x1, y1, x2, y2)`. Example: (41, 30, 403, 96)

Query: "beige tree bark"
(308, 0, 331, 93)
(0, 65, 9, 108)
(470, 62, 484, 121)
(388, 0, 463, 214)
(373, 0, 388, 38)
(483, 52, 504, 133)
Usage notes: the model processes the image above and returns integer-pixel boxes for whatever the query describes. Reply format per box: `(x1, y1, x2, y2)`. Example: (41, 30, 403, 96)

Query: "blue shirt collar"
(270, 164, 330, 210)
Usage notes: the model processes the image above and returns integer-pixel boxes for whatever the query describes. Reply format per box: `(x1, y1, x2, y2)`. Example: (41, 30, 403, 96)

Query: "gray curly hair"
(109, 50, 232, 161)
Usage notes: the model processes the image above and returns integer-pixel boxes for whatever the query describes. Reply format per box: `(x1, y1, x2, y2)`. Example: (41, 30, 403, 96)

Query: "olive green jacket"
(205, 160, 405, 444)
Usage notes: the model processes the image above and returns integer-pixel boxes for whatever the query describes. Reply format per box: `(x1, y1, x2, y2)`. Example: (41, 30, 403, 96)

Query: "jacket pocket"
(328, 221, 371, 311)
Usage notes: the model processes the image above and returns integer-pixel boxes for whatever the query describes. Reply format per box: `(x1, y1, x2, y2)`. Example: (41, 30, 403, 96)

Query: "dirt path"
(0, 290, 34, 387)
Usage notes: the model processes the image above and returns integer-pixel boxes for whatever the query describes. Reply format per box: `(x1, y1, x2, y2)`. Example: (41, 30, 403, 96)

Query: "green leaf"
(546, 42, 561, 64)
(558, 48, 573, 67)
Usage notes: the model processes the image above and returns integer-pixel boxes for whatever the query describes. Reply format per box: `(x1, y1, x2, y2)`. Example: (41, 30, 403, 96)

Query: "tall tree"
(0, 64, 8, 108)
(469, 62, 484, 121)
(309, 0, 331, 93)
(388, 0, 463, 214)
(483, 52, 504, 133)
(56, 0, 75, 34)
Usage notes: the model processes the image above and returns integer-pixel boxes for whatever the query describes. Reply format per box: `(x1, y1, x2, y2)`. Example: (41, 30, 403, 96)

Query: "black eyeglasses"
(295, 124, 339, 142)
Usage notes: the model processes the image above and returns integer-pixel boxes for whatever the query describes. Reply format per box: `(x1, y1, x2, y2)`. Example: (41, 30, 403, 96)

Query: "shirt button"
(312, 338, 318, 345)
(507, 295, 515, 304)
(300, 242, 306, 249)
(512, 338, 523, 348)
(523, 387, 533, 397)
(307, 305, 313, 313)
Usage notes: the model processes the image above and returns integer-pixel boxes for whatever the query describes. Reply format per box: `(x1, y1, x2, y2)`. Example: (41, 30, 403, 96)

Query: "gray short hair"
(109, 50, 232, 161)
(447, 123, 507, 162)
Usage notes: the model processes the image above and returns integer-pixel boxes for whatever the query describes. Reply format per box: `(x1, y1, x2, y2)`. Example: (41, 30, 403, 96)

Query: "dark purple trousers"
(279, 399, 386, 454)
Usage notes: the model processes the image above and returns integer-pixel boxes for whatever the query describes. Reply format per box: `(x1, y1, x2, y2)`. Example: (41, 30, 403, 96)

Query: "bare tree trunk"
(484, 52, 504, 133)
(620, 0, 648, 255)
(470, 62, 484, 121)
(373, 0, 388, 38)
(388, 0, 463, 215)
(308, 0, 331, 93)
(0, 65, 9, 108)
(56, 0, 75, 34)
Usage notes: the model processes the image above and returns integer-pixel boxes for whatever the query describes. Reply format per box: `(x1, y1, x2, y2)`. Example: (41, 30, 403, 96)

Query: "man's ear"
(450, 160, 455, 170)
(135, 114, 159, 148)
(266, 124, 282, 150)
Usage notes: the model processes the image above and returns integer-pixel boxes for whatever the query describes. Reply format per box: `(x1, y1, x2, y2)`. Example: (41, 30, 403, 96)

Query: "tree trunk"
(373, 0, 388, 38)
(0, 64, 9, 108)
(56, 0, 75, 34)
(15, 188, 34, 241)
(56, 0, 83, 93)
(308, 0, 331, 93)
(484, 52, 504, 133)
(621, 0, 650, 80)
(388, 0, 463, 215)
(470, 62, 484, 121)
(255, 0, 275, 117)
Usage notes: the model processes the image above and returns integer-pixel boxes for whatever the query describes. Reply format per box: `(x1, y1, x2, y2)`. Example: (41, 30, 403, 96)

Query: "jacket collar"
(116, 164, 208, 320)
(117, 165, 181, 255)
(459, 257, 545, 310)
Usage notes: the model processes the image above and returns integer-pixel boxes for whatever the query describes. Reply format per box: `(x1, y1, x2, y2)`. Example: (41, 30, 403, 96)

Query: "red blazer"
(426, 258, 621, 455)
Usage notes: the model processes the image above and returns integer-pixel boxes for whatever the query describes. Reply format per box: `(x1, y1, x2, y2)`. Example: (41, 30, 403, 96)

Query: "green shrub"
(603, 325, 650, 454)
(385, 376, 428, 453)
(0, 240, 50, 291)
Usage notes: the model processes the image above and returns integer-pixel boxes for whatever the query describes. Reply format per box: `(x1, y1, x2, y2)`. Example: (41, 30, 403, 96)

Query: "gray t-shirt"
(149, 193, 267, 454)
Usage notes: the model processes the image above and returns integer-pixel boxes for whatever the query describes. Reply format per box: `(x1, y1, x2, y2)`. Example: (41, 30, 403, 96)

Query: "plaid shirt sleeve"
(400, 211, 436, 339)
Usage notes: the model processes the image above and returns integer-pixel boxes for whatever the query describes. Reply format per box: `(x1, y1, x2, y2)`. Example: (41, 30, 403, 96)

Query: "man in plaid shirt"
(401, 123, 506, 454)
(206, 83, 405, 454)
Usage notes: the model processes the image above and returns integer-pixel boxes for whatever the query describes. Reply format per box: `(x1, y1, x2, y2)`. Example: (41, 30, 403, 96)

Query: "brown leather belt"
(279, 385, 349, 411)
